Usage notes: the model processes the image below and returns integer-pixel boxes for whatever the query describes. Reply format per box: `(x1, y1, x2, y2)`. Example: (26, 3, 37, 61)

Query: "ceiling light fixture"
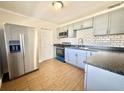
(52, 1, 63, 9)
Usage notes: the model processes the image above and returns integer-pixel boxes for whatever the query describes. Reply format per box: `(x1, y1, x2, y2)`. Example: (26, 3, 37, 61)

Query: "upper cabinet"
(93, 13, 109, 35)
(73, 21, 83, 31)
(57, 7, 124, 37)
(68, 24, 76, 38)
(83, 18, 93, 29)
(63, 26, 68, 32)
(73, 18, 93, 31)
(57, 24, 76, 38)
(109, 7, 124, 34)
(94, 7, 124, 35)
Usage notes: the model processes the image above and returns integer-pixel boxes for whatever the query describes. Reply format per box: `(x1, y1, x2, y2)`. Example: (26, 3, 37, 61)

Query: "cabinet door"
(68, 49, 77, 66)
(109, 8, 124, 34)
(83, 18, 93, 29)
(68, 24, 76, 38)
(65, 48, 69, 62)
(77, 50, 86, 69)
(94, 13, 109, 35)
(56, 28, 60, 39)
(63, 26, 68, 32)
(73, 21, 83, 31)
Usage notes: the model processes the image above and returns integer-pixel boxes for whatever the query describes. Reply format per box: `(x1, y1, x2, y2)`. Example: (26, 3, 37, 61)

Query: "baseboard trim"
(39, 58, 54, 64)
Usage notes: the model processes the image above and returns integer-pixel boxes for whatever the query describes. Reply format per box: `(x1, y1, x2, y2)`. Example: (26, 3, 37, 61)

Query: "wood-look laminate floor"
(0, 59, 84, 91)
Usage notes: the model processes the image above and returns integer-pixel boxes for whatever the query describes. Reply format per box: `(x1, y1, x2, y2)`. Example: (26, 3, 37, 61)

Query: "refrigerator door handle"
(20, 34, 25, 73)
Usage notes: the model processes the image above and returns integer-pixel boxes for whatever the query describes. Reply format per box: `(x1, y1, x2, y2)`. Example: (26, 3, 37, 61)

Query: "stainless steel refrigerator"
(3, 23, 39, 79)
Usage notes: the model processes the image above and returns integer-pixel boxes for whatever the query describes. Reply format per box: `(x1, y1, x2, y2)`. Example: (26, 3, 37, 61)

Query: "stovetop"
(54, 44, 71, 47)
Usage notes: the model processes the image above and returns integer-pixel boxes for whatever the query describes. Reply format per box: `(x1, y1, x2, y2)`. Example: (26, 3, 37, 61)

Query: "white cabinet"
(68, 49, 77, 66)
(77, 50, 87, 69)
(63, 26, 68, 32)
(83, 18, 93, 29)
(109, 7, 124, 34)
(56, 24, 76, 38)
(68, 24, 76, 38)
(65, 48, 69, 62)
(94, 7, 124, 35)
(65, 48, 77, 66)
(93, 13, 109, 35)
(86, 65, 124, 91)
(73, 21, 83, 31)
(56, 28, 60, 39)
(65, 48, 87, 69)
(56, 27, 63, 39)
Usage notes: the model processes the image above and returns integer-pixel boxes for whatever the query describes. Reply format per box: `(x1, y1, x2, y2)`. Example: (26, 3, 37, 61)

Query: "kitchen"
(0, 1, 124, 91)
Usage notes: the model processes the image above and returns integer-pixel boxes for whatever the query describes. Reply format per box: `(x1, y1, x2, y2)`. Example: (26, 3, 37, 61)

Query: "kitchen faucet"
(78, 38, 83, 46)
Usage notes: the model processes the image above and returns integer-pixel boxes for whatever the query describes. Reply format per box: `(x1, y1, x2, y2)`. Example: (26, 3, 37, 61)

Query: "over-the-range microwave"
(58, 30, 68, 38)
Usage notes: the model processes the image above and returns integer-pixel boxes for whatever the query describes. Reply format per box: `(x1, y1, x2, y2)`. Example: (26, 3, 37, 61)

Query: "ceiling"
(0, 1, 119, 25)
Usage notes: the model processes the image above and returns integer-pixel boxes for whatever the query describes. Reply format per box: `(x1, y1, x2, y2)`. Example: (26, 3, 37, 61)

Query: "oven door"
(56, 47, 65, 61)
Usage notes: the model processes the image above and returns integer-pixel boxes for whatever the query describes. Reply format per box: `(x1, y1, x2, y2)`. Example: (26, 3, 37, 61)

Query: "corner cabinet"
(93, 13, 109, 35)
(65, 48, 87, 69)
(109, 7, 124, 34)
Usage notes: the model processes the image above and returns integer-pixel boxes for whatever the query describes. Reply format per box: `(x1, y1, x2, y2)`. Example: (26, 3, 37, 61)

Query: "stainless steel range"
(54, 42, 71, 62)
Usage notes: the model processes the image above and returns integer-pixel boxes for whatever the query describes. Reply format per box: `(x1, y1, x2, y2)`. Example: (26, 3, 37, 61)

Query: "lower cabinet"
(86, 65, 124, 91)
(65, 48, 87, 69)
(77, 50, 87, 69)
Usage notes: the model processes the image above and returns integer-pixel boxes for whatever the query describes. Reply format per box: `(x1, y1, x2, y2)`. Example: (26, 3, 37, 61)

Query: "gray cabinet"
(68, 24, 76, 38)
(63, 26, 68, 32)
(73, 21, 83, 31)
(65, 48, 69, 62)
(83, 18, 93, 29)
(65, 48, 77, 66)
(57, 25, 76, 38)
(68, 49, 77, 66)
(77, 50, 87, 69)
(56, 28, 60, 39)
(94, 7, 124, 35)
(65, 48, 87, 69)
(94, 13, 109, 35)
(109, 7, 124, 34)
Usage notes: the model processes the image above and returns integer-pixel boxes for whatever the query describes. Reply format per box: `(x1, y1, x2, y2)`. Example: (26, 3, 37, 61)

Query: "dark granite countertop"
(54, 44, 124, 52)
(84, 51, 124, 76)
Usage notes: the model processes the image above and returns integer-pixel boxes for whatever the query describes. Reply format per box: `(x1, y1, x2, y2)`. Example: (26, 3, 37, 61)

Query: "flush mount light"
(52, 1, 63, 9)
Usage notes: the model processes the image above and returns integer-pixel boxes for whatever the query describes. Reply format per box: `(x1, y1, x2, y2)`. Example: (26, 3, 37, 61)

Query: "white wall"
(0, 8, 58, 64)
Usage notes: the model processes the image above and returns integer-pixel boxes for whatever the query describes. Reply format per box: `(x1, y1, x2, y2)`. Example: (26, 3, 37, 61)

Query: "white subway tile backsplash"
(76, 29, 124, 47)
(57, 29, 124, 47)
